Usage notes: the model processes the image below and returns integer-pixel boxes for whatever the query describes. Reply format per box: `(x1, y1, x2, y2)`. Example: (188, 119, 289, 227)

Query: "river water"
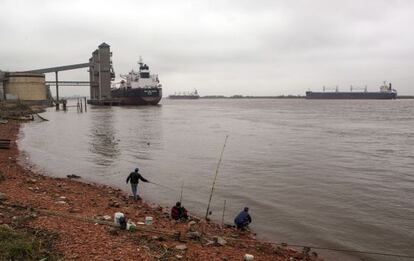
(18, 99, 414, 260)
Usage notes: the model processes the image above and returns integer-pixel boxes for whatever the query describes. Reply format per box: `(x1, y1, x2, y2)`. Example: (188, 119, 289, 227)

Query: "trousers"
(130, 183, 139, 200)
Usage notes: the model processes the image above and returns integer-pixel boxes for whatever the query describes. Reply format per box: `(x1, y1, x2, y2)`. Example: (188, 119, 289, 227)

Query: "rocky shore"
(0, 120, 323, 260)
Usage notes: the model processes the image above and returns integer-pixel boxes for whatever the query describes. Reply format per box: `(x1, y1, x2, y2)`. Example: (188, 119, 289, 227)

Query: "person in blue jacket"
(234, 207, 252, 230)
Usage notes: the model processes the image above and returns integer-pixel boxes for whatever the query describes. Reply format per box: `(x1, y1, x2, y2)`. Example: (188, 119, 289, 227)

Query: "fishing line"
(149, 181, 180, 192)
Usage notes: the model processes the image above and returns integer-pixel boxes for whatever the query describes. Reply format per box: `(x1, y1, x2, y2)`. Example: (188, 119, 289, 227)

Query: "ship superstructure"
(168, 89, 200, 99)
(111, 57, 162, 105)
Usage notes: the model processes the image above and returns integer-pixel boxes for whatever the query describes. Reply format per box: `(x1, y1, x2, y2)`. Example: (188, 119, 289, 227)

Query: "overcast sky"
(1, 0, 414, 96)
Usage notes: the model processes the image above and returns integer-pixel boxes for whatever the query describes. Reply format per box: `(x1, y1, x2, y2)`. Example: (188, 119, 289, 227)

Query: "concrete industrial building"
(1, 42, 113, 105)
(89, 42, 114, 100)
(0, 71, 48, 104)
(4, 72, 47, 101)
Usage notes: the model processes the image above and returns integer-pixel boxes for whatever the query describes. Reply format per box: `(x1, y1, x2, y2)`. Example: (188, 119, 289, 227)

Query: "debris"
(55, 201, 66, 204)
(108, 227, 119, 236)
(0, 139, 11, 149)
(175, 255, 183, 259)
(68, 207, 81, 213)
(27, 178, 37, 184)
(244, 254, 254, 260)
(186, 231, 201, 240)
(205, 239, 215, 246)
(213, 236, 227, 246)
(187, 220, 197, 232)
(103, 215, 111, 221)
(126, 222, 137, 231)
(0, 192, 7, 201)
(66, 174, 81, 179)
(145, 216, 153, 225)
(175, 244, 187, 251)
(109, 201, 120, 208)
(155, 236, 166, 241)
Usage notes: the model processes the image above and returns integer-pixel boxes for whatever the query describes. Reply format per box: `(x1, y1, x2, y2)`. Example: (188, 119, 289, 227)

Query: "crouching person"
(171, 202, 188, 220)
(234, 207, 252, 230)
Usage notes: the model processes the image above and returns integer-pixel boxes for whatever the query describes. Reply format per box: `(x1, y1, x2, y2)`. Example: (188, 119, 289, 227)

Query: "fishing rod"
(179, 180, 184, 203)
(221, 199, 226, 228)
(205, 135, 229, 220)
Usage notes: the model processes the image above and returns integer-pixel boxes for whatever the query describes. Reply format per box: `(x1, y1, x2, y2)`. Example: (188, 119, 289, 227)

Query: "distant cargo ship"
(306, 82, 397, 99)
(168, 89, 200, 99)
(110, 57, 162, 105)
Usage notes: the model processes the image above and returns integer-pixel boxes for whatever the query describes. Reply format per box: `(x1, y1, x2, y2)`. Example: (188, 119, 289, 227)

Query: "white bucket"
(114, 212, 124, 225)
(145, 216, 153, 225)
(244, 254, 254, 261)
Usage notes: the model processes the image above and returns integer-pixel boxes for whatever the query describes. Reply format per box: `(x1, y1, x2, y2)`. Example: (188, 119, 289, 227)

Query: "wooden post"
(84, 97, 87, 112)
(55, 71, 59, 105)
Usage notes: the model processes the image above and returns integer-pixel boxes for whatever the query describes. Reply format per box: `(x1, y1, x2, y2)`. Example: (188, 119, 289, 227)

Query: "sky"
(1, 0, 414, 96)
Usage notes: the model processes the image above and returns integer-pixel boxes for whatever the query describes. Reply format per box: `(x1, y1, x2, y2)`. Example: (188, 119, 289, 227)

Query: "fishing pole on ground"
(205, 135, 229, 220)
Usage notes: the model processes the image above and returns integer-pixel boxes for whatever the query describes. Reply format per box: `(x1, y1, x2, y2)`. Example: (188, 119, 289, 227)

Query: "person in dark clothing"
(234, 207, 252, 230)
(171, 202, 188, 220)
(126, 168, 149, 200)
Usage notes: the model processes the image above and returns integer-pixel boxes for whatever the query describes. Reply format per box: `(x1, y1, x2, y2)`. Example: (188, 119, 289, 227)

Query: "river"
(18, 98, 414, 260)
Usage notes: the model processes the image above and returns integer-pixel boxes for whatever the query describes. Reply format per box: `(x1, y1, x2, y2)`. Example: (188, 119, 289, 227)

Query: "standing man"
(234, 207, 252, 230)
(126, 168, 149, 200)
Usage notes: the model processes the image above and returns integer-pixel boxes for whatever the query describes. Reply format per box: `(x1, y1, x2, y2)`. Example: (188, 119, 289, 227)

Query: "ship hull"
(88, 87, 162, 106)
(305, 91, 397, 99)
(112, 87, 162, 105)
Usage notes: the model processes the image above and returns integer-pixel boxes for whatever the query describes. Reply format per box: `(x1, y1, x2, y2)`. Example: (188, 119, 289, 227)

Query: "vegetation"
(0, 225, 58, 261)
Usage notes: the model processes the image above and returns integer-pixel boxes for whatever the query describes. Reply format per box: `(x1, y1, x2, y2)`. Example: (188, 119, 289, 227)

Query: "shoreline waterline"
(0, 120, 313, 260)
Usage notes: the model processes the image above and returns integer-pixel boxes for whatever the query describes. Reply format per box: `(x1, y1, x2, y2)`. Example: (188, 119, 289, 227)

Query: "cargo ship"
(110, 58, 162, 105)
(306, 82, 397, 99)
(168, 89, 200, 99)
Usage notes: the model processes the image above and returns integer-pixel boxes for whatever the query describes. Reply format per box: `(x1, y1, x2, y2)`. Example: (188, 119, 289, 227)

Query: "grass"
(0, 225, 56, 261)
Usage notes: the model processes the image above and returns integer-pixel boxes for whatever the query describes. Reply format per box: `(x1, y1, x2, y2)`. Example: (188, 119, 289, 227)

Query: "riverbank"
(0, 120, 322, 260)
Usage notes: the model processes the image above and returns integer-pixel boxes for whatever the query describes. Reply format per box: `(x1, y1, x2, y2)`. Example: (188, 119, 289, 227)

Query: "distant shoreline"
(198, 95, 414, 99)
(201, 95, 304, 99)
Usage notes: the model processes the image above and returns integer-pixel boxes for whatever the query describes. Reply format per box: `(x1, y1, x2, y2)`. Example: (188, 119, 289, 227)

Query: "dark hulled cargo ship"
(306, 82, 397, 99)
(110, 58, 162, 105)
(111, 87, 162, 105)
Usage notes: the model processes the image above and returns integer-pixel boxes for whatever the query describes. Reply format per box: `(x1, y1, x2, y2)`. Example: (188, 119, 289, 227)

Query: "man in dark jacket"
(234, 207, 252, 230)
(126, 168, 149, 200)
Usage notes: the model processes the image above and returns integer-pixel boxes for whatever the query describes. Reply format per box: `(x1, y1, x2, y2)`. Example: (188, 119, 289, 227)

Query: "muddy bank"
(0, 120, 322, 260)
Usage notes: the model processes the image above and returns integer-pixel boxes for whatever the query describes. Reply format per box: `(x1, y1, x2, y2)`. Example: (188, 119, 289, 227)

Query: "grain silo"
(4, 72, 47, 102)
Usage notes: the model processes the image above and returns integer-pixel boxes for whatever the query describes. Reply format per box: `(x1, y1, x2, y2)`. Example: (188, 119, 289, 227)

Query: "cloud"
(1, 0, 414, 96)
